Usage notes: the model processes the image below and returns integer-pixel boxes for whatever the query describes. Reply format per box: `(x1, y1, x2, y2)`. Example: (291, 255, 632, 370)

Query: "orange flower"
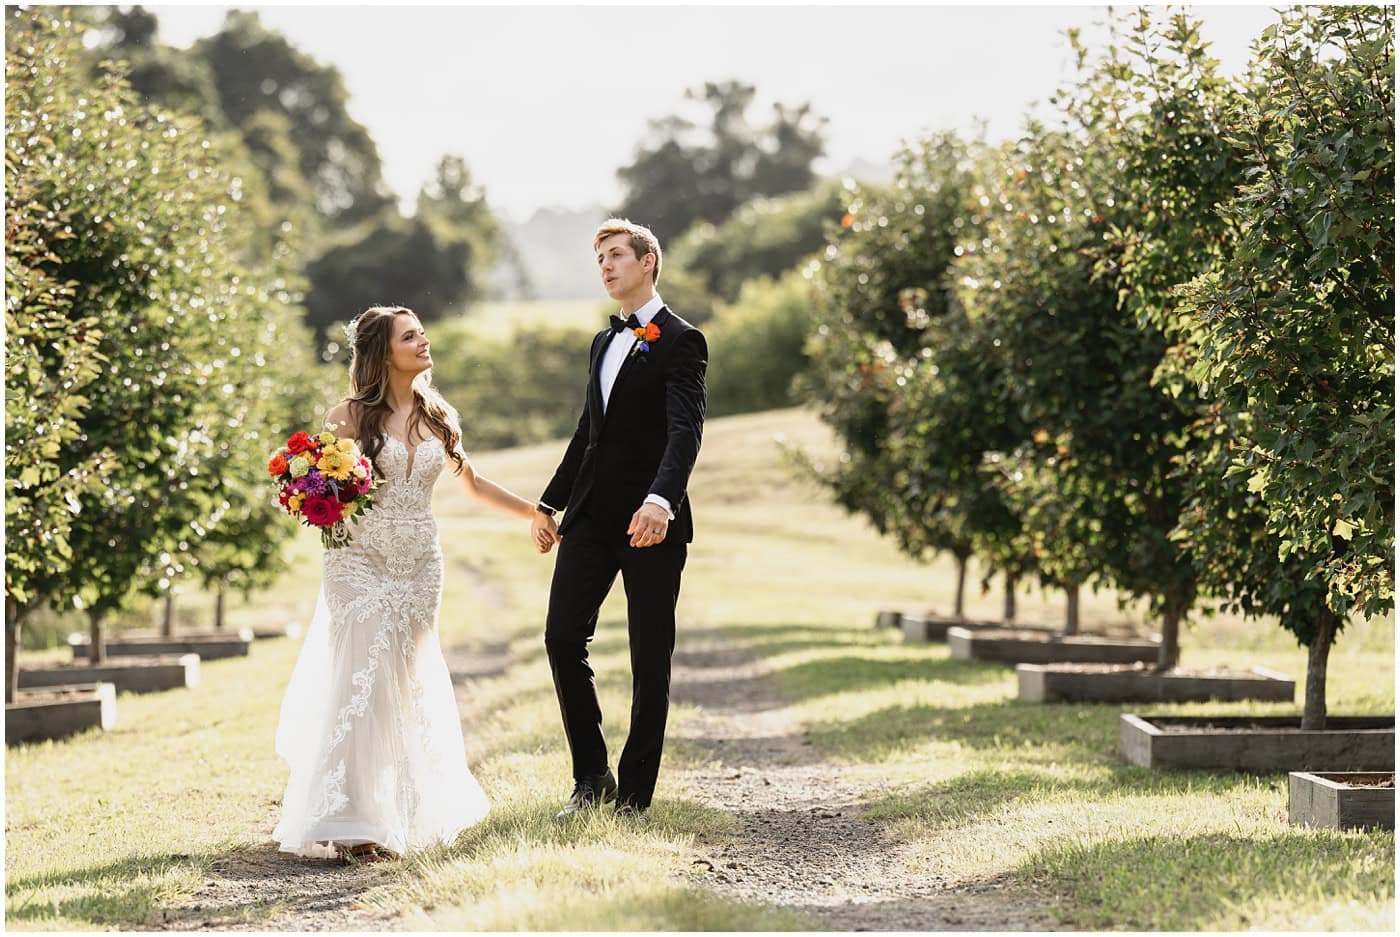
(643, 322, 661, 342)
(268, 453, 289, 476)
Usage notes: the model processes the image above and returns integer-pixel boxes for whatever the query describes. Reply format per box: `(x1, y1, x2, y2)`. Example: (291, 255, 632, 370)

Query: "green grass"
(6, 406, 1394, 930)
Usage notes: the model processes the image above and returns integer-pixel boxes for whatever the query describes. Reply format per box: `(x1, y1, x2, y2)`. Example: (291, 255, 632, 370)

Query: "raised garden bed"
(1017, 663, 1295, 704)
(20, 654, 201, 694)
(1288, 771, 1394, 830)
(1120, 714, 1395, 772)
(6, 682, 116, 744)
(948, 626, 1159, 666)
(874, 610, 903, 629)
(899, 614, 1020, 643)
(251, 622, 303, 640)
(70, 631, 250, 661)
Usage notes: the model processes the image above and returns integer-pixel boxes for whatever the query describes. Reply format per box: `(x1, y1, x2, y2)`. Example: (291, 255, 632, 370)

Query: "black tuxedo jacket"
(541, 306, 707, 542)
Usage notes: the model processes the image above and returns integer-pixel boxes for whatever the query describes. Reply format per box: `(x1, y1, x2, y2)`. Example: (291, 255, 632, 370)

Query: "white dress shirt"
(542, 293, 672, 520)
(600, 292, 665, 410)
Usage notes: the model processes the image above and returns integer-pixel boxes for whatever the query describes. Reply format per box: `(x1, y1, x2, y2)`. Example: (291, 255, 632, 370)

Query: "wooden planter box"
(6, 683, 116, 744)
(948, 626, 1159, 666)
(1288, 772, 1394, 830)
(20, 654, 201, 694)
(251, 622, 303, 640)
(1017, 663, 1295, 704)
(1120, 714, 1395, 772)
(874, 610, 903, 629)
(70, 631, 249, 661)
(901, 614, 1046, 643)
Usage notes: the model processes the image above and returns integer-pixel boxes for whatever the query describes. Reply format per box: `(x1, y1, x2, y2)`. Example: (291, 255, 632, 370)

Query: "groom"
(531, 218, 707, 818)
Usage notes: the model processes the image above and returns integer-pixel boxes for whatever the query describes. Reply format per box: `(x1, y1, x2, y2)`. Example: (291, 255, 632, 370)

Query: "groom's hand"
(628, 503, 670, 548)
(531, 510, 559, 554)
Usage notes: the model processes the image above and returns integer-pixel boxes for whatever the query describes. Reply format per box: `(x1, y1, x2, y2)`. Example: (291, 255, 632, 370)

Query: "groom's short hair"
(594, 218, 662, 284)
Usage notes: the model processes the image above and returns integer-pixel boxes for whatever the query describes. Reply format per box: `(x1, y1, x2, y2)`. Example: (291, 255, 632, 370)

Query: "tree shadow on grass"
(866, 764, 1284, 833)
(1016, 828, 1396, 931)
(6, 848, 299, 928)
(807, 697, 1123, 764)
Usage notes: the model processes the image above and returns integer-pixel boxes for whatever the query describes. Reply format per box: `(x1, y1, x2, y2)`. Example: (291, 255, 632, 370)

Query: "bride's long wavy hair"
(345, 305, 465, 477)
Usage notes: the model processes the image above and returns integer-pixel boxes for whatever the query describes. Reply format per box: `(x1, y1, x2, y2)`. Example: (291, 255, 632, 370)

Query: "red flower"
(302, 495, 342, 528)
(268, 453, 289, 476)
(286, 431, 314, 454)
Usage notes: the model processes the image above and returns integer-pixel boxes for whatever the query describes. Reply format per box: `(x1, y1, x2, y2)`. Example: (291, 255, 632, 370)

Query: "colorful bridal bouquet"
(268, 430, 376, 548)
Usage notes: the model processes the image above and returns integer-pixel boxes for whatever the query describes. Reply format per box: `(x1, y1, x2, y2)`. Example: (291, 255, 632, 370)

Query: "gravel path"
(670, 642, 1063, 931)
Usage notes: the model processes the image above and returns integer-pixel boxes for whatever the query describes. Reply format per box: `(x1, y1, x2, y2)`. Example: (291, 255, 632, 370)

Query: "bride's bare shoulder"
(323, 399, 357, 436)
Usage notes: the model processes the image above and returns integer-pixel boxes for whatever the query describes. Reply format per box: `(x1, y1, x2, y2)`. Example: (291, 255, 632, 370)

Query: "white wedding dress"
(274, 435, 490, 858)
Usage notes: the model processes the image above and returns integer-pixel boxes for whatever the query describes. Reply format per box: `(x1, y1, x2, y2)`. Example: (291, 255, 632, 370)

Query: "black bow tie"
(609, 313, 642, 333)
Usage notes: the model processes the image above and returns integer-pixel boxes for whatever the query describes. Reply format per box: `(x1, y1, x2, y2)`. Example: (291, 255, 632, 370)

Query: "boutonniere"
(629, 322, 662, 358)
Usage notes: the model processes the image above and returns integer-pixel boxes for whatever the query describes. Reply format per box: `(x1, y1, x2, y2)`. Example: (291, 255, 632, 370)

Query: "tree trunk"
(1062, 582, 1080, 636)
(161, 592, 175, 638)
(6, 595, 26, 705)
(1156, 603, 1183, 673)
(88, 608, 106, 666)
(1002, 575, 1017, 625)
(1302, 610, 1337, 731)
(953, 557, 967, 620)
(214, 581, 226, 631)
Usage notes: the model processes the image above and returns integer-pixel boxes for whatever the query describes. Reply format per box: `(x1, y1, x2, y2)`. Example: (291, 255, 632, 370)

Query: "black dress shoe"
(556, 768, 618, 818)
(614, 801, 649, 821)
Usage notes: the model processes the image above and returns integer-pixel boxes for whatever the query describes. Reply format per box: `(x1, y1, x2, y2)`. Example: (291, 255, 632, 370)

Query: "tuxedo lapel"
(603, 307, 670, 426)
(586, 329, 613, 432)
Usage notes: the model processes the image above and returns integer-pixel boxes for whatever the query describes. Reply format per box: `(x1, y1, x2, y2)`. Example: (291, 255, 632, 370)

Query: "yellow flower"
(288, 492, 306, 512)
(288, 455, 311, 478)
(318, 450, 354, 481)
(340, 500, 358, 520)
(336, 438, 356, 456)
(318, 431, 337, 446)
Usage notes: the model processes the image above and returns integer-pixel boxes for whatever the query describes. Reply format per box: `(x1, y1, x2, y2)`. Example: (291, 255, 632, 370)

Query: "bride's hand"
(531, 511, 559, 554)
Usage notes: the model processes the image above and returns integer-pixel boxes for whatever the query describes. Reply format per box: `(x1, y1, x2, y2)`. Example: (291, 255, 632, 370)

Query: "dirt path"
(670, 643, 1063, 931)
(160, 594, 1056, 930)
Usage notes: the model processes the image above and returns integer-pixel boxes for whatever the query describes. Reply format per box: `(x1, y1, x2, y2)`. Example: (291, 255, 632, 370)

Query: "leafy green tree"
(670, 180, 845, 305)
(4, 103, 115, 699)
(417, 154, 503, 306)
(705, 270, 817, 417)
(1170, 6, 1393, 727)
(800, 132, 1020, 616)
(304, 213, 474, 348)
(616, 80, 827, 243)
(194, 9, 392, 228)
(5, 9, 312, 664)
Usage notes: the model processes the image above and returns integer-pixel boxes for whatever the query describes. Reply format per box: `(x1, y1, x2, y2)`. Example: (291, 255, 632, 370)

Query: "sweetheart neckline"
(383, 434, 442, 482)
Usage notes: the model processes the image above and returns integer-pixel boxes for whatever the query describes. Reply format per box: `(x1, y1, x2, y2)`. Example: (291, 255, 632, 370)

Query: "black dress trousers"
(543, 511, 687, 809)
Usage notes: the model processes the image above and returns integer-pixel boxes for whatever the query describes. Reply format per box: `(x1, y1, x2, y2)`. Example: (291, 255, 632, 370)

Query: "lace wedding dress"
(274, 435, 490, 858)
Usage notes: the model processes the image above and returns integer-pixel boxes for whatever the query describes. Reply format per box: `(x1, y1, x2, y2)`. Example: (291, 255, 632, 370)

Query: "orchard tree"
(1170, 6, 1393, 727)
(5, 9, 312, 665)
(802, 132, 1024, 617)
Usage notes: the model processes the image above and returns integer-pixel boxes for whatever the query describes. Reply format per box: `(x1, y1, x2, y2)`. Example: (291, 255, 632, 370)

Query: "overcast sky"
(148, 3, 1281, 222)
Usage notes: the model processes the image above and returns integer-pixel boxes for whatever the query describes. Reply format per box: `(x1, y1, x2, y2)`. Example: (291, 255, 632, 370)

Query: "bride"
(273, 304, 553, 861)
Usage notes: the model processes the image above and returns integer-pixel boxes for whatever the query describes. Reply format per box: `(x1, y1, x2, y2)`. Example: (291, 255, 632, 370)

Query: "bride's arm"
(456, 449, 537, 520)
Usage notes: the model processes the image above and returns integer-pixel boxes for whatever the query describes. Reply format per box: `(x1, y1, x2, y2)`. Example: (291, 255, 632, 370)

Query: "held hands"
(628, 502, 670, 548)
(531, 510, 559, 554)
